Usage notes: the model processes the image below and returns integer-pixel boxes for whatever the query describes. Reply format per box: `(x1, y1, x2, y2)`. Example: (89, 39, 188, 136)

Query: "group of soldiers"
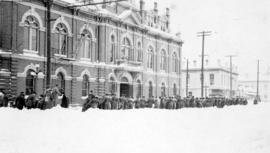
(82, 91, 249, 112)
(0, 88, 253, 112)
(0, 85, 69, 110)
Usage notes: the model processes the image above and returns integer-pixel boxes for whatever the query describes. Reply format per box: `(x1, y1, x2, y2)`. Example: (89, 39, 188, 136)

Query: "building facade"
(0, 0, 183, 104)
(238, 74, 270, 102)
(182, 58, 238, 98)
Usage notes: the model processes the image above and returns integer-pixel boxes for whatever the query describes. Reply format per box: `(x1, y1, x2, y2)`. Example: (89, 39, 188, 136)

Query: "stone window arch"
(172, 52, 178, 73)
(147, 46, 154, 69)
(160, 49, 167, 71)
(80, 29, 93, 59)
(52, 23, 68, 56)
(137, 41, 142, 62)
(110, 34, 116, 62)
(23, 16, 40, 51)
(121, 37, 132, 60)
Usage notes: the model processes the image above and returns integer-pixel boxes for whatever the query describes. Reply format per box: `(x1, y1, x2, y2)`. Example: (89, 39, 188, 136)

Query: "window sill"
(23, 49, 38, 55)
(54, 54, 67, 58)
(81, 96, 88, 100)
(80, 58, 91, 62)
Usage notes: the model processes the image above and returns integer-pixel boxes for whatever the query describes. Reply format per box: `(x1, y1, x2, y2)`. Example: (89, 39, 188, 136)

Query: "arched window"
(53, 23, 68, 55)
(173, 83, 177, 96)
(56, 72, 65, 92)
(109, 77, 116, 95)
(82, 75, 89, 97)
(160, 50, 167, 71)
(23, 16, 39, 51)
(80, 29, 92, 59)
(25, 69, 36, 95)
(136, 80, 142, 98)
(110, 35, 116, 62)
(161, 82, 166, 97)
(147, 46, 154, 69)
(149, 81, 153, 98)
(121, 37, 132, 60)
(172, 52, 178, 73)
(137, 42, 142, 62)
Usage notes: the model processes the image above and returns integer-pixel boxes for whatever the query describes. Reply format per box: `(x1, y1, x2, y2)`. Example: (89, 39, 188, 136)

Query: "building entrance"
(120, 83, 129, 97)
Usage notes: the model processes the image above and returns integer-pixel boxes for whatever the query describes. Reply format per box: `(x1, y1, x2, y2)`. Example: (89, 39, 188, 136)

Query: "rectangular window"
(85, 40, 90, 58)
(52, 33, 59, 54)
(24, 27, 29, 49)
(210, 74, 215, 85)
(60, 34, 67, 55)
(31, 28, 38, 51)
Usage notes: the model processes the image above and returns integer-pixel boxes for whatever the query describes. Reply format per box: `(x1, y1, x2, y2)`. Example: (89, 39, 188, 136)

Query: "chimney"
(140, 0, 145, 14)
(140, 0, 145, 11)
(154, 2, 158, 13)
(166, 8, 170, 18)
(102, 0, 107, 9)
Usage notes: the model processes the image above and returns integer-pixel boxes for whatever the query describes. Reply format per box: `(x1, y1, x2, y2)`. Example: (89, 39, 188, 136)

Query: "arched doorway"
(120, 77, 130, 97)
(56, 72, 65, 93)
(25, 69, 36, 95)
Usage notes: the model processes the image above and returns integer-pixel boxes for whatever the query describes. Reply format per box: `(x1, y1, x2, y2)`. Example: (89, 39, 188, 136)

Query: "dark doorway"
(120, 83, 129, 97)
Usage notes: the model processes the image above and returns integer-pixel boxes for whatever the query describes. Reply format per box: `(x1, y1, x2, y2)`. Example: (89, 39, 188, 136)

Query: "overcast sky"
(68, 0, 270, 79)
(141, 0, 270, 79)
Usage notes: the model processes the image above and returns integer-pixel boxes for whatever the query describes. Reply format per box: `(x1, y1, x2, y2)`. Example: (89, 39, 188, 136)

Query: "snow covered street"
(0, 103, 270, 153)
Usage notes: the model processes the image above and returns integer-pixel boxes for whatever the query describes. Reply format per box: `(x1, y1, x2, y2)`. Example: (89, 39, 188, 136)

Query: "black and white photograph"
(0, 0, 269, 153)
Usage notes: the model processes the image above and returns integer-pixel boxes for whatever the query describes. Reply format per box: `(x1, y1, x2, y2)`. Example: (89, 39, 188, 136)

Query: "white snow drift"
(0, 103, 270, 153)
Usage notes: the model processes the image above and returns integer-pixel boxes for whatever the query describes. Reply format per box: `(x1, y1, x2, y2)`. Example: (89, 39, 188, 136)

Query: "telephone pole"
(44, 0, 53, 89)
(186, 59, 189, 97)
(256, 60, 260, 101)
(197, 31, 211, 98)
(226, 55, 236, 98)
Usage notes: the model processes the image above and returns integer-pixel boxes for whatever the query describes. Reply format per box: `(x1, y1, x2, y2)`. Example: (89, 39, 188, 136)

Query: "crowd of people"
(0, 87, 256, 112)
(81, 91, 249, 112)
(0, 85, 69, 110)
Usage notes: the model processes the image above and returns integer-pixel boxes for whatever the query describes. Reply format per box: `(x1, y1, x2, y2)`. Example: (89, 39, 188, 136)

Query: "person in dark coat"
(36, 94, 45, 110)
(25, 92, 37, 109)
(15, 92, 25, 110)
(0, 89, 4, 107)
(3, 92, 9, 107)
(61, 92, 69, 108)
(111, 94, 118, 110)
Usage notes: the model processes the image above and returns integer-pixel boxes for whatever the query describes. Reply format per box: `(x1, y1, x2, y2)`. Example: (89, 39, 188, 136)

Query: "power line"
(197, 31, 211, 98)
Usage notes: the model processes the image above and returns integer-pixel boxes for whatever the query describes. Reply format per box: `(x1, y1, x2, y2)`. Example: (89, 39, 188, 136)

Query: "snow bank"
(0, 103, 270, 153)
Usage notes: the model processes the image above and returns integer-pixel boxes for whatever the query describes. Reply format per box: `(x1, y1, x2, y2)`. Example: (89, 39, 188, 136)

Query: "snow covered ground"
(0, 102, 270, 153)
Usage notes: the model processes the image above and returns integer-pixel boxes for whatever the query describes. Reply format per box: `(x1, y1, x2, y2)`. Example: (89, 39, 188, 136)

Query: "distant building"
(182, 58, 238, 97)
(0, 0, 183, 104)
(238, 74, 270, 102)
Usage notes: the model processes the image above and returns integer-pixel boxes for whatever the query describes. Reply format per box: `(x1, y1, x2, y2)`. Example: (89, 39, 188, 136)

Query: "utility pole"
(197, 31, 211, 98)
(186, 59, 189, 97)
(226, 55, 236, 98)
(256, 60, 260, 101)
(45, 0, 53, 89)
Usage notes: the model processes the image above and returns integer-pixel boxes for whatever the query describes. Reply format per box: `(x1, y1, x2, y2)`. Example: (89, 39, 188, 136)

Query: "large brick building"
(0, 0, 183, 104)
